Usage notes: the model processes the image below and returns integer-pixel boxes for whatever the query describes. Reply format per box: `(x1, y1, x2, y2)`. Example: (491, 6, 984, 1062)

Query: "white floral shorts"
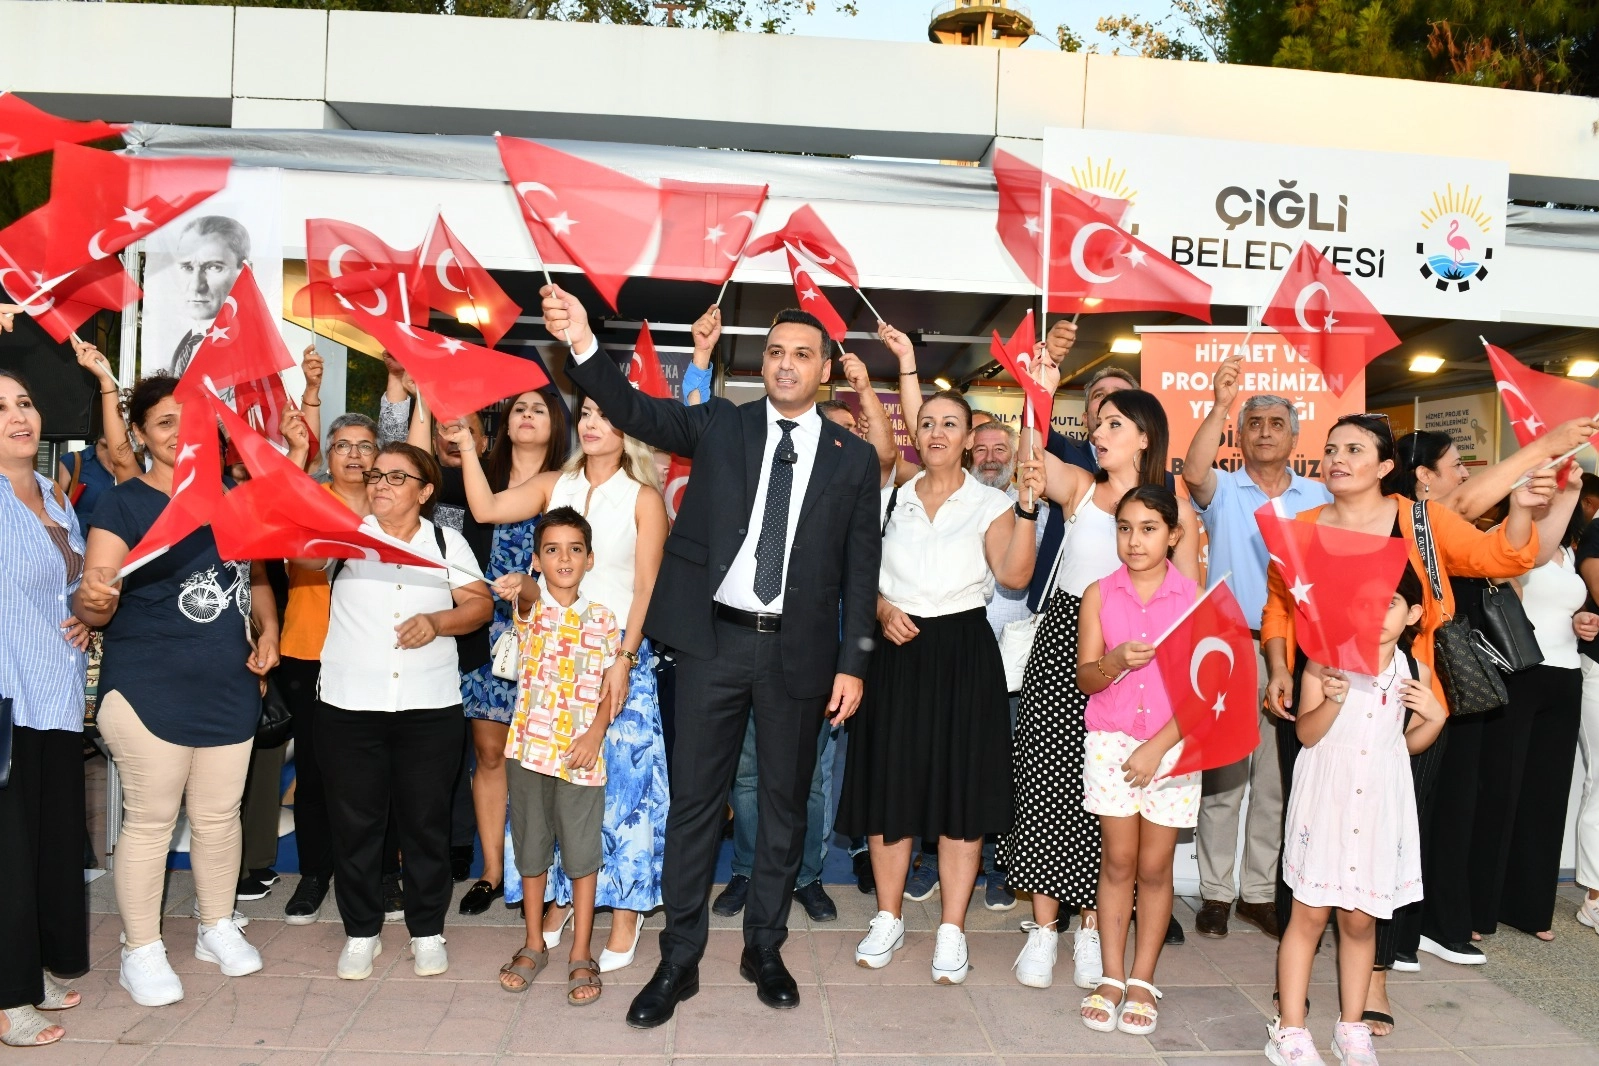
(1082, 729, 1201, 828)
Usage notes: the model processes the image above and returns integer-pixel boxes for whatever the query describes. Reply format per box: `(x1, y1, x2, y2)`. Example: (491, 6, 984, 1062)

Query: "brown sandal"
(498, 946, 548, 993)
(566, 958, 602, 1005)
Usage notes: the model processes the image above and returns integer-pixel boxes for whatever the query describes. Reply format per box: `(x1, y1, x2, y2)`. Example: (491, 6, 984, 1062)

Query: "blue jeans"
(730, 716, 835, 887)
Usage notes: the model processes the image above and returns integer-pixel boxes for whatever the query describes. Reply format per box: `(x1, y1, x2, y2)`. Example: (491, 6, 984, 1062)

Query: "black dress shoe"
(1165, 915, 1186, 945)
(739, 945, 799, 1009)
(792, 880, 838, 922)
(626, 962, 701, 1028)
(1195, 899, 1231, 938)
(450, 844, 474, 883)
(458, 879, 503, 915)
(712, 874, 750, 917)
(852, 852, 874, 895)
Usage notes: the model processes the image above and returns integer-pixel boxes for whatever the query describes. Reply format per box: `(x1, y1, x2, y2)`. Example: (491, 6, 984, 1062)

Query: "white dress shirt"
(319, 515, 484, 712)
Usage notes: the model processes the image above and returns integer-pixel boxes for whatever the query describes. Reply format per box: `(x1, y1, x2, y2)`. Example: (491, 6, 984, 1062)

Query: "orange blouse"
(279, 484, 342, 662)
(1261, 495, 1538, 707)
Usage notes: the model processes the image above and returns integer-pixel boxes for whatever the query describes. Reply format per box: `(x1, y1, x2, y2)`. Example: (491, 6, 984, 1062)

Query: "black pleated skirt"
(837, 607, 1013, 842)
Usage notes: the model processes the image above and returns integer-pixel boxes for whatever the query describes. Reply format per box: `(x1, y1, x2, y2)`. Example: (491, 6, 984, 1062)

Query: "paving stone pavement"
(44, 871, 1598, 1064)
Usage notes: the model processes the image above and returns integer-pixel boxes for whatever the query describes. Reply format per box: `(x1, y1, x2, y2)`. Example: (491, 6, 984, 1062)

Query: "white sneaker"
(337, 935, 383, 980)
(410, 934, 448, 977)
(854, 911, 905, 969)
(195, 917, 263, 977)
(190, 903, 250, 928)
(119, 941, 184, 1007)
(1012, 920, 1058, 988)
(931, 923, 969, 984)
(1577, 893, 1599, 933)
(1072, 925, 1104, 989)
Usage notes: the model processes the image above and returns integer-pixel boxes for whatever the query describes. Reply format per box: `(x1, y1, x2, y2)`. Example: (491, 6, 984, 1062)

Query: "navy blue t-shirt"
(90, 479, 260, 747)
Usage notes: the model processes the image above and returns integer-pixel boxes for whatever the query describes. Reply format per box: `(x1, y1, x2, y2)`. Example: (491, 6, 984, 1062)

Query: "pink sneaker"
(1265, 1025, 1326, 1066)
(1332, 1021, 1379, 1066)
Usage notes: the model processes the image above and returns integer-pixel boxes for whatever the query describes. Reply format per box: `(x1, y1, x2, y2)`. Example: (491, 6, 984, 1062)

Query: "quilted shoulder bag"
(1412, 499, 1508, 716)
(491, 565, 538, 682)
(998, 486, 1094, 692)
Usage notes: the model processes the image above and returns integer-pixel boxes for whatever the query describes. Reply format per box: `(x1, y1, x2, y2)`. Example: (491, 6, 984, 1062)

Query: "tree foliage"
(1057, 1, 1229, 60)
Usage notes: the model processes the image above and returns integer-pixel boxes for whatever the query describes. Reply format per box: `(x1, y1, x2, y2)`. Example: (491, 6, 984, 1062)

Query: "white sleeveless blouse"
(547, 466, 642, 627)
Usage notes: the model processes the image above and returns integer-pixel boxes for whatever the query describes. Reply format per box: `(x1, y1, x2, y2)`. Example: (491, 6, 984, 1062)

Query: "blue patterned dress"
(461, 516, 538, 723)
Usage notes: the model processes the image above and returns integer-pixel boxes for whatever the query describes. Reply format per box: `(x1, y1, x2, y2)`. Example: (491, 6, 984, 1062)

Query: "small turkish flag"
(44, 143, 229, 279)
(358, 313, 550, 424)
(744, 204, 861, 290)
(1154, 582, 1260, 776)
(629, 322, 672, 399)
(416, 213, 520, 349)
(785, 247, 848, 342)
(988, 310, 1051, 442)
(993, 149, 1130, 287)
(1484, 340, 1599, 448)
(0, 205, 141, 342)
(301, 218, 426, 326)
(1044, 187, 1211, 321)
(1261, 241, 1400, 397)
(496, 136, 659, 311)
(0, 94, 125, 162)
(117, 402, 225, 579)
(654, 178, 768, 286)
(1255, 503, 1412, 675)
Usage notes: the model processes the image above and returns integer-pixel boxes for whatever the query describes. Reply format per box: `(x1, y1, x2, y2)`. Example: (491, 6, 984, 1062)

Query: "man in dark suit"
(544, 286, 882, 1028)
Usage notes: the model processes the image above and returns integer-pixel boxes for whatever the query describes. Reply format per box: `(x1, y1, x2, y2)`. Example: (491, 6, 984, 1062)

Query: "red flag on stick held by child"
(1044, 188, 1211, 321)
(989, 310, 1050, 442)
(416, 213, 521, 349)
(1483, 340, 1599, 448)
(1261, 241, 1400, 397)
(993, 150, 1131, 287)
(44, 143, 229, 279)
(116, 406, 225, 579)
(654, 178, 768, 286)
(784, 248, 848, 342)
(358, 313, 550, 424)
(1254, 503, 1412, 675)
(0, 206, 141, 342)
(301, 218, 426, 326)
(745, 204, 861, 290)
(0, 94, 126, 162)
(1153, 581, 1260, 776)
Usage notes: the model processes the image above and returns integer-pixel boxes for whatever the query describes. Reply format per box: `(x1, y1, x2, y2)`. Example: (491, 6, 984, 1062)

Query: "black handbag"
(1479, 580, 1545, 673)
(256, 675, 293, 749)
(1412, 500, 1509, 716)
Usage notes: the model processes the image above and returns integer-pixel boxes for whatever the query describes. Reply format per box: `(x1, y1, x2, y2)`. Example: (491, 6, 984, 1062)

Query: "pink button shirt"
(1084, 562, 1198, 741)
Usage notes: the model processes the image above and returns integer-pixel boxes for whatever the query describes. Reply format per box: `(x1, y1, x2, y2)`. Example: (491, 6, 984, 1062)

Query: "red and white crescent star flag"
(1153, 582, 1260, 776)
(993, 149, 1131, 287)
(655, 178, 769, 286)
(44, 143, 229, 280)
(784, 247, 848, 342)
(1483, 340, 1599, 448)
(629, 322, 695, 519)
(300, 218, 427, 326)
(744, 205, 861, 290)
(116, 402, 225, 579)
(415, 214, 521, 349)
(1254, 502, 1412, 675)
(1261, 241, 1400, 398)
(0, 205, 141, 342)
(0, 94, 126, 162)
(1044, 188, 1211, 321)
(988, 310, 1051, 442)
(357, 313, 550, 424)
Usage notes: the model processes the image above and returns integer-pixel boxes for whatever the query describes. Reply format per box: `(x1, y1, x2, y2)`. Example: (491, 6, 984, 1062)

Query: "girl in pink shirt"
(1074, 485, 1200, 1037)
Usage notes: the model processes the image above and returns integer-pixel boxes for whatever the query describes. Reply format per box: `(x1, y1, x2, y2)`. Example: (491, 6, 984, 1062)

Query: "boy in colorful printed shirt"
(490, 506, 620, 1005)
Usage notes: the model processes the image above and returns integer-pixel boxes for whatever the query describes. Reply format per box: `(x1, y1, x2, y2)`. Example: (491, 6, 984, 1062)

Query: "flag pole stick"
(1040, 183, 1052, 339)
(525, 240, 572, 348)
(715, 275, 734, 308)
(854, 286, 885, 325)
(1510, 428, 1599, 490)
(1110, 574, 1230, 686)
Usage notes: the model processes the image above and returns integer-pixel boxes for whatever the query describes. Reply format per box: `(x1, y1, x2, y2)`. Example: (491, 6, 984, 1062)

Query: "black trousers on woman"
(1416, 712, 1486, 948)
(279, 656, 333, 880)
(1375, 730, 1447, 967)
(0, 727, 89, 1009)
(317, 704, 463, 938)
(1471, 665, 1584, 935)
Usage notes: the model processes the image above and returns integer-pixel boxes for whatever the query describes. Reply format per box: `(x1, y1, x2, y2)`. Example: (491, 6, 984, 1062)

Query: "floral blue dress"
(461, 516, 538, 723)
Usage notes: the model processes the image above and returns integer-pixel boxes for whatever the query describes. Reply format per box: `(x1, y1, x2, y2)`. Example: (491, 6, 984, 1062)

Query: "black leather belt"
(716, 603, 782, 633)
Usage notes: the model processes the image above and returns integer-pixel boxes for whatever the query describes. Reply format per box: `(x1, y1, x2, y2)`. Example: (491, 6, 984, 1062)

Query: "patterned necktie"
(752, 419, 799, 605)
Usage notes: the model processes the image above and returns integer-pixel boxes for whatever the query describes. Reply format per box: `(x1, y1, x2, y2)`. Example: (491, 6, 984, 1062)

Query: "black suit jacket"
(566, 350, 882, 700)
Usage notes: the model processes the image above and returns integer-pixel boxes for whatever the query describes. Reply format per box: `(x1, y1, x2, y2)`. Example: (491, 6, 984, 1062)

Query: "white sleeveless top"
(1054, 491, 1122, 599)
(1520, 547, 1588, 670)
(547, 466, 642, 627)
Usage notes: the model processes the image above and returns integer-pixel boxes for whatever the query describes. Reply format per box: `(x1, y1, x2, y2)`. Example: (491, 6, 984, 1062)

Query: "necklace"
(1373, 657, 1401, 705)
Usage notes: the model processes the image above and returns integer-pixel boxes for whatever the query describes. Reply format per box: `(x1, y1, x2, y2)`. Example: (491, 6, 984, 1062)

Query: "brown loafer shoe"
(1235, 900, 1281, 939)
(1195, 900, 1231, 938)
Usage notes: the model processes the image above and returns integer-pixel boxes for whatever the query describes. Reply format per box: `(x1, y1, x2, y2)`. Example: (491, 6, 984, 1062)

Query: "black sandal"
(1362, 1010, 1395, 1035)
(459, 880, 503, 916)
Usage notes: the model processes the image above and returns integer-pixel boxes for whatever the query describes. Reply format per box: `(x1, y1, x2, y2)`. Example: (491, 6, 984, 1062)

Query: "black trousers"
(317, 704, 463, 938)
(1375, 729, 1447, 966)
(279, 657, 333, 879)
(658, 620, 827, 967)
(0, 727, 89, 1009)
(1418, 711, 1487, 946)
(1473, 666, 1583, 934)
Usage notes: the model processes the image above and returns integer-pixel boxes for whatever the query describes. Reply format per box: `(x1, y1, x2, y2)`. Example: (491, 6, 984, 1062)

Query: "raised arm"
(879, 322, 923, 485)
(684, 304, 719, 406)
(1437, 417, 1599, 521)
(443, 422, 555, 525)
(406, 376, 431, 451)
(279, 405, 313, 473)
(838, 351, 899, 487)
(1026, 354, 1091, 507)
(1530, 465, 1583, 568)
(985, 459, 1044, 588)
(1183, 355, 1240, 508)
(1432, 473, 1547, 578)
(70, 338, 141, 482)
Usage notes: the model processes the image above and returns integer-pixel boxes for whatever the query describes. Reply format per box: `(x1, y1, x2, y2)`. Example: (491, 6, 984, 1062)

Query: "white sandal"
(35, 973, 79, 1011)
(1080, 976, 1126, 1033)
(1, 1005, 64, 1047)
(1117, 978, 1163, 1035)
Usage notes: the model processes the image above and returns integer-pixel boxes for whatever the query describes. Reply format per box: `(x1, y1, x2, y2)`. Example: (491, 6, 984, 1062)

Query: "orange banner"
(1139, 330, 1366, 482)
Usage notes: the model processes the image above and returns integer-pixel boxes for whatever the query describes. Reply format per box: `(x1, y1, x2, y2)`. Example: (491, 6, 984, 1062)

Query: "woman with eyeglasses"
(308, 442, 492, 981)
(273, 411, 381, 925)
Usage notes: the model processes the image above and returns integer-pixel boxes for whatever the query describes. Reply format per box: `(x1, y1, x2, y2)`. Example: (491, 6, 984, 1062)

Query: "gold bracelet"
(1095, 656, 1118, 680)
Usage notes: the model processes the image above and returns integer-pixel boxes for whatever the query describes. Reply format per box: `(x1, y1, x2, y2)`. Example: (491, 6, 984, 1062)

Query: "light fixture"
(934, 376, 952, 390)
(455, 305, 484, 325)
(1409, 354, 1445, 374)
(1109, 337, 1142, 355)
(1570, 359, 1599, 379)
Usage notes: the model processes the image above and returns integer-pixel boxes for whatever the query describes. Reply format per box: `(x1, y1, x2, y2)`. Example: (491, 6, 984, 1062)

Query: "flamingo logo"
(1417, 183, 1494, 292)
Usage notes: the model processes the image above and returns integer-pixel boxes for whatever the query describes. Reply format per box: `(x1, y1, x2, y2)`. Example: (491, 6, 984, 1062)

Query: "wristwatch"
(618, 648, 640, 666)
(1014, 500, 1040, 521)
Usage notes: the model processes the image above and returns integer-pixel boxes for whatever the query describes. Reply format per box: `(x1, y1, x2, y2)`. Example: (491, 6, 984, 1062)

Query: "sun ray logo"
(1067, 157, 1138, 205)
(1417, 184, 1493, 292)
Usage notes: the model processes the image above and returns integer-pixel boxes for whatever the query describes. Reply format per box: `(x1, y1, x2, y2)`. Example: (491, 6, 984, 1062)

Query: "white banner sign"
(1041, 128, 1509, 320)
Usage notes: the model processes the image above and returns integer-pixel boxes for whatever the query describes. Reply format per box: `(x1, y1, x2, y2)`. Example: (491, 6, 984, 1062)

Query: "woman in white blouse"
(309, 442, 491, 983)
(836, 389, 1044, 986)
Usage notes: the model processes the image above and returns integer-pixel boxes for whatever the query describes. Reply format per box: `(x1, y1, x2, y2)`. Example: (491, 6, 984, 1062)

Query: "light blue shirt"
(0, 471, 87, 732)
(1193, 465, 1332, 630)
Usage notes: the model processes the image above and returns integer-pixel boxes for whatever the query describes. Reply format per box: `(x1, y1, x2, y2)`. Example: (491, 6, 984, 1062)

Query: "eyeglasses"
(331, 440, 377, 456)
(363, 469, 425, 487)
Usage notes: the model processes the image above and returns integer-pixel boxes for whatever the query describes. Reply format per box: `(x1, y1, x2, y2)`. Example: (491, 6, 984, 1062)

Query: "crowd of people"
(3, 291, 1599, 1064)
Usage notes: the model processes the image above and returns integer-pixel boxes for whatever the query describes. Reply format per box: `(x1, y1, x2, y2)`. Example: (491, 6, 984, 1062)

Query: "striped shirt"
(0, 471, 87, 732)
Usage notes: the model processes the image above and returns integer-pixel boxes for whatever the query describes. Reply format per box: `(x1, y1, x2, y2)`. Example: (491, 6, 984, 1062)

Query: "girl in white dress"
(1269, 567, 1445, 1066)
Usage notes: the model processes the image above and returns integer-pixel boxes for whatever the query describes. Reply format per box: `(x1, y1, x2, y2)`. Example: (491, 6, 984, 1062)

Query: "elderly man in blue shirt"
(1181, 355, 1332, 941)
